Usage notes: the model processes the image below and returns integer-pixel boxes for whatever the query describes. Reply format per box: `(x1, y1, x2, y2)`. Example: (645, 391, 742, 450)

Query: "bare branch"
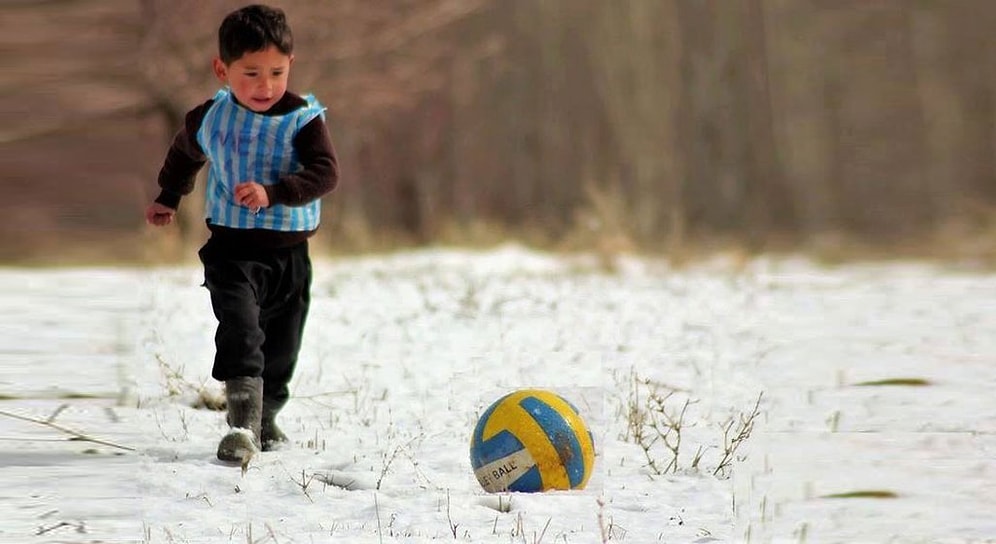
(713, 392, 763, 478)
(0, 409, 135, 452)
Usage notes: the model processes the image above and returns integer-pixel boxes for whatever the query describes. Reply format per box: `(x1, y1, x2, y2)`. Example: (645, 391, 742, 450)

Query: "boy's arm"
(154, 101, 212, 210)
(264, 116, 339, 207)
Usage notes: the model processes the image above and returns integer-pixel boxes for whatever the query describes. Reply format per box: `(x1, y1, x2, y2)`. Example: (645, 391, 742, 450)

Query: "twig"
(313, 471, 360, 491)
(654, 396, 691, 474)
(446, 489, 459, 538)
(597, 498, 609, 544)
(290, 469, 315, 503)
(0, 409, 134, 452)
(375, 493, 384, 544)
(294, 389, 357, 399)
(47, 403, 70, 423)
(535, 518, 551, 543)
(264, 522, 280, 543)
(376, 434, 423, 490)
(713, 392, 763, 477)
(377, 444, 403, 490)
(37, 519, 86, 535)
(638, 389, 693, 475)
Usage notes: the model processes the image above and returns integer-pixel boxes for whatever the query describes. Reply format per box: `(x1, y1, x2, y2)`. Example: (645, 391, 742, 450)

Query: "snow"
(1, 245, 994, 543)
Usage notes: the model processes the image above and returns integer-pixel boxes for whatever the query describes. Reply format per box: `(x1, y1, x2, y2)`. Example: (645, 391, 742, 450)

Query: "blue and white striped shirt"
(196, 88, 326, 232)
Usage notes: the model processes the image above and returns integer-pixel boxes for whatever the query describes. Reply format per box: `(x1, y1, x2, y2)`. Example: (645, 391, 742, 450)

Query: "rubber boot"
(217, 377, 262, 462)
(261, 398, 289, 451)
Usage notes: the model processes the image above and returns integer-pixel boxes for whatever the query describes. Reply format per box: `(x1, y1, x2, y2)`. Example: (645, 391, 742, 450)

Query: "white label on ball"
(475, 449, 537, 492)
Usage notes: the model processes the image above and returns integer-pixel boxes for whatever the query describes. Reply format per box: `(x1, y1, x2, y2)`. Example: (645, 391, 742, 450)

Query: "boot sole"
(217, 430, 260, 462)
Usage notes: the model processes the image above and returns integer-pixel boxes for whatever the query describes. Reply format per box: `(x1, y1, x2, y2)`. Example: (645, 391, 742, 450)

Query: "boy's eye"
(244, 72, 258, 77)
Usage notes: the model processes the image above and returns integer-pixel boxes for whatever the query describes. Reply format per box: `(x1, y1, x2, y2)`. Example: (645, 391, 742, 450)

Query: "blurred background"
(3, 0, 996, 265)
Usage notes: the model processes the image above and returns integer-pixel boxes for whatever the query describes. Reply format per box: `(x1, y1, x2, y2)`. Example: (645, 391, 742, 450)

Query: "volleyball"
(470, 389, 595, 493)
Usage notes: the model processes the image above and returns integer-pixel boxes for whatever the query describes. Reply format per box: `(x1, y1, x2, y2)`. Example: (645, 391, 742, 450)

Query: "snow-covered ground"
(1, 245, 994, 543)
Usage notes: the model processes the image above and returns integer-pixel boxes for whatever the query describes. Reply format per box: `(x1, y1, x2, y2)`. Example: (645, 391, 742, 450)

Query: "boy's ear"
(212, 57, 228, 83)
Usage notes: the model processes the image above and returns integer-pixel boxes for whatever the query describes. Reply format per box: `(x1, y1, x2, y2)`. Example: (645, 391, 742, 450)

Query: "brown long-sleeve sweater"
(155, 91, 339, 252)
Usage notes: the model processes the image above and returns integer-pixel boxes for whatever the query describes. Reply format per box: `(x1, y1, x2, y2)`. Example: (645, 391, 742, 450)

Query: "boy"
(145, 4, 338, 462)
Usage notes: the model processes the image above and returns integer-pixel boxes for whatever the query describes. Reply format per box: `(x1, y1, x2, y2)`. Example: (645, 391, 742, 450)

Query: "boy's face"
(213, 46, 294, 113)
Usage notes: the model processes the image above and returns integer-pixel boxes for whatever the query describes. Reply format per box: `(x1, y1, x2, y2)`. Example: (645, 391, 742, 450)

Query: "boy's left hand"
(234, 182, 270, 210)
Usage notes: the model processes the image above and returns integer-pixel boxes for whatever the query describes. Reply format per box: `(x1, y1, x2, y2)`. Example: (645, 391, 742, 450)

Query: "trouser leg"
(258, 243, 311, 449)
(259, 253, 311, 403)
(200, 252, 266, 381)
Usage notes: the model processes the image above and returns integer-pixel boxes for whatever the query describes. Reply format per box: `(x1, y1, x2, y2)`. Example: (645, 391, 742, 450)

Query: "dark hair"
(218, 4, 293, 64)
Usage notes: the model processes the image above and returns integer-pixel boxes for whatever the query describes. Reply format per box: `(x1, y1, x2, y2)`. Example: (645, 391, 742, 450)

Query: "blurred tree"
(7, 0, 996, 263)
(0, 0, 158, 262)
(583, 0, 686, 250)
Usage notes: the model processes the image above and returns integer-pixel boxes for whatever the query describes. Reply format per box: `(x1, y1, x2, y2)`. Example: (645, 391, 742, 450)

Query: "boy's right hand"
(145, 202, 177, 226)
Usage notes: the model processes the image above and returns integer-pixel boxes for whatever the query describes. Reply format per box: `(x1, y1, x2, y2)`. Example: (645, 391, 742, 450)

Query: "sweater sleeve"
(264, 116, 339, 207)
(154, 101, 212, 210)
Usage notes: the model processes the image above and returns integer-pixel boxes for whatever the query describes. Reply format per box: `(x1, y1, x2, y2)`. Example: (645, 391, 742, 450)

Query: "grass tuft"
(853, 378, 931, 387)
(821, 490, 899, 499)
(0, 392, 110, 401)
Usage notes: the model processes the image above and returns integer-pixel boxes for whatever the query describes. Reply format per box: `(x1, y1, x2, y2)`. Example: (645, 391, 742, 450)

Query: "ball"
(470, 389, 595, 493)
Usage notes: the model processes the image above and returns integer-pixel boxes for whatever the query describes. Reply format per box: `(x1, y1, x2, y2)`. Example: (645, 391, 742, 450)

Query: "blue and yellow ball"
(470, 389, 595, 493)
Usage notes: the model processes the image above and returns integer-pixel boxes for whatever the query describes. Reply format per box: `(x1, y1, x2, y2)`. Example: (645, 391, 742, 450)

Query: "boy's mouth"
(249, 97, 274, 109)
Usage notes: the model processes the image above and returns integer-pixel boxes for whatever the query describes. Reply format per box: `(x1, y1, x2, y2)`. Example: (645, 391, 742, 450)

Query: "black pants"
(198, 239, 311, 404)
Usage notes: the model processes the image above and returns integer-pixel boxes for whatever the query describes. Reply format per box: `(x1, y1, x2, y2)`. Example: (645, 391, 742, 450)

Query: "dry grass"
(853, 378, 931, 387)
(820, 490, 899, 500)
(558, 181, 638, 271)
(7, 201, 996, 270)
